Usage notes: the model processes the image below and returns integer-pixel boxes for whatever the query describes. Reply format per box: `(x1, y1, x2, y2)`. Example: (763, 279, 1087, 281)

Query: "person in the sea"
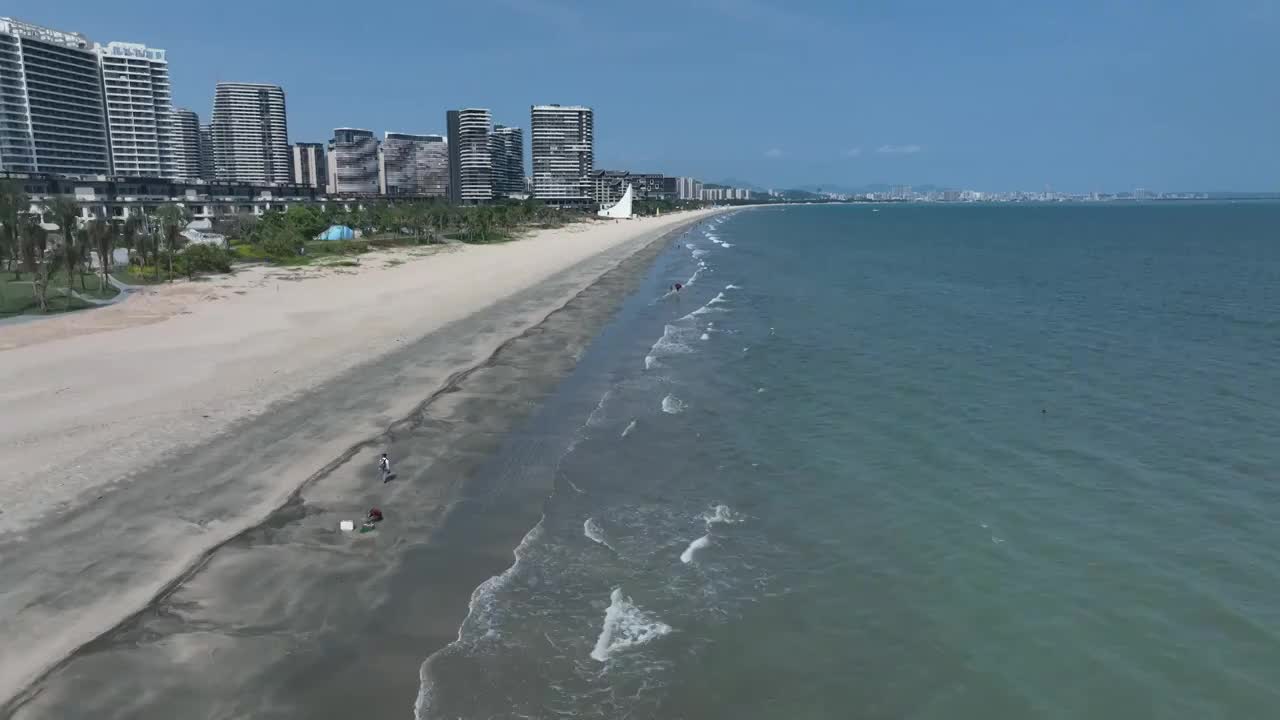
(378, 453, 391, 482)
(673, 282, 683, 293)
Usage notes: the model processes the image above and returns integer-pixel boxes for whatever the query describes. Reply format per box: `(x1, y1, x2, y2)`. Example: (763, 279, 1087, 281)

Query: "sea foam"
(645, 324, 696, 369)
(415, 520, 545, 718)
(702, 504, 745, 525)
(680, 534, 711, 564)
(590, 588, 672, 662)
(662, 394, 685, 414)
(585, 389, 612, 427)
(584, 518, 614, 551)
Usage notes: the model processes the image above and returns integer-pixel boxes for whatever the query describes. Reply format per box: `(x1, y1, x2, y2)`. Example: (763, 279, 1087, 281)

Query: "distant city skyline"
(3, 1, 1278, 193)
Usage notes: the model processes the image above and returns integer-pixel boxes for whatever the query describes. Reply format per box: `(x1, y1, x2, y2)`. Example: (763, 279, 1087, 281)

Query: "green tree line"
(0, 181, 232, 313)
(1, 180, 709, 313)
(214, 197, 589, 257)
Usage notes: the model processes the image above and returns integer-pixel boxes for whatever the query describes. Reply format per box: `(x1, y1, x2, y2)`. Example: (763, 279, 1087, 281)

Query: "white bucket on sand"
(339, 520, 355, 532)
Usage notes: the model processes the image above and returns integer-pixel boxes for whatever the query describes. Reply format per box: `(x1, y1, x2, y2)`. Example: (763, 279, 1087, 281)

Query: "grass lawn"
(112, 267, 173, 285)
(1, 270, 120, 316)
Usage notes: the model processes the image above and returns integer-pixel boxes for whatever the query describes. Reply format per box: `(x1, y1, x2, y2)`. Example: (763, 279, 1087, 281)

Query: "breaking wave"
(662, 394, 685, 414)
(680, 534, 711, 564)
(590, 588, 672, 662)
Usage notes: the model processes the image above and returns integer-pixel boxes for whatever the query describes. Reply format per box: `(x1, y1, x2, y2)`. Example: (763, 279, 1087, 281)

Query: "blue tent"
(317, 224, 355, 241)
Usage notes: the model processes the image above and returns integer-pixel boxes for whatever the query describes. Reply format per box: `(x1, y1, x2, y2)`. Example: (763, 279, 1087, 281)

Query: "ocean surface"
(415, 202, 1280, 719)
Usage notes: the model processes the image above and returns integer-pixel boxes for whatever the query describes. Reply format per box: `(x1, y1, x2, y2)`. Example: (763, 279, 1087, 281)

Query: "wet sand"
(1, 216, 713, 719)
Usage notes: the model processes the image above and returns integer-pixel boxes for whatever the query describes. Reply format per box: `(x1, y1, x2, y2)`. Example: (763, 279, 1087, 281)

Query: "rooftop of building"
(385, 132, 446, 141)
(95, 40, 166, 61)
(0, 16, 93, 49)
(215, 81, 285, 90)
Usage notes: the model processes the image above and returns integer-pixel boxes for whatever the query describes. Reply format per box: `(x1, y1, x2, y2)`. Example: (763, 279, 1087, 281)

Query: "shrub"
(233, 243, 266, 260)
(178, 243, 234, 277)
(260, 228, 305, 260)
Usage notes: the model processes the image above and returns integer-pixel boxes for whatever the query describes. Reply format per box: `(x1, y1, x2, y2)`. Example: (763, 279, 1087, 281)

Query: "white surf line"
(680, 534, 711, 564)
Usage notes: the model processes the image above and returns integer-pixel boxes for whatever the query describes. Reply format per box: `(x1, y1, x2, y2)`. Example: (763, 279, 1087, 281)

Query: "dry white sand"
(0, 209, 723, 706)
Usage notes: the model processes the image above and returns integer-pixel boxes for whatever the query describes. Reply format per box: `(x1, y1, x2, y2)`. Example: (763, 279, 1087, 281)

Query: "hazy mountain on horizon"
(713, 178, 766, 191)
(794, 183, 953, 195)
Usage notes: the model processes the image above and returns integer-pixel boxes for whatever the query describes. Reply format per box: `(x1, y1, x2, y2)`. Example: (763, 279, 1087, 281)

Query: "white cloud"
(764, 148, 785, 158)
(876, 144, 923, 155)
(843, 147, 863, 158)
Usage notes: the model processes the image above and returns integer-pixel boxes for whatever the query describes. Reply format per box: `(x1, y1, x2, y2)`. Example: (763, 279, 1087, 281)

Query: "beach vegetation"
(87, 219, 116, 293)
(45, 197, 83, 306)
(0, 180, 26, 279)
(4, 193, 608, 288)
(177, 244, 235, 278)
(16, 219, 54, 313)
(2, 264, 120, 316)
(155, 206, 191, 282)
(304, 239, 368, 256)
(211, 214, 260, 243)
(281, 205, 328, 241)
(132, 226, 162, 281)
(259, 226, 307, 261)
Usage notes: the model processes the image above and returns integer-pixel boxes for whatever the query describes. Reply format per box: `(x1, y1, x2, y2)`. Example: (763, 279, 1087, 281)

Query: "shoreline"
(0, 209, 726, 714)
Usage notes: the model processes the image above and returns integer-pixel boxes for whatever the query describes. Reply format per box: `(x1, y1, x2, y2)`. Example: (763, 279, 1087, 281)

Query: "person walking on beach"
(378, 453, 392, 483)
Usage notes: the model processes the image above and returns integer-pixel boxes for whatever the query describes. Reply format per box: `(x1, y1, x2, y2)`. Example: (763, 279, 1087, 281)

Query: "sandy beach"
(0, 208, 723, 713)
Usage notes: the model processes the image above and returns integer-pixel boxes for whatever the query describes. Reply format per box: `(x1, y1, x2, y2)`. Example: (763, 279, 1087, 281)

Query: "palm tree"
(120, 216, 139, 274)
(155, 205, 190, 282)
(20, 218, 53, 312)
(45, 197, 81, 301)
(141, 229, 161, 280)
(74, 227, 92, 292)
(88, 219, 116, 293)
(0, 180, 27, 279)
(468, 206, 494, 243)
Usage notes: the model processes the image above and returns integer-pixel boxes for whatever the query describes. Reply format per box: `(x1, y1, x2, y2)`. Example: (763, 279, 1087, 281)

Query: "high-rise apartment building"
(0, 18, 112, 175)
(381, 133, 448, 197)
(210, 82, 289, 183)
(676, 177, 703, 201)
(446, 108, 493, 203)
(198, 124, 214, 181)
(489, 125, 525, 198)
(327, 128, 379, 194)
(660, 176, 678, 200)
(290, 142, 328, 189)
(171, 108, 202, 180)
(530, 105, 593, 205)
(97, 41, 175, 178)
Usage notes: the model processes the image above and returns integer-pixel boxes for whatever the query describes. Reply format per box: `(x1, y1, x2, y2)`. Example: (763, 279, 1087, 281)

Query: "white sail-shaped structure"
(598, 183, 634, 219)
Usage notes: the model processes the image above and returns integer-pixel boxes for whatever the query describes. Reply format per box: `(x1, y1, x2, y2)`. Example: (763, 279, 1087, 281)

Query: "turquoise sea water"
(416, 202, 1280, 719)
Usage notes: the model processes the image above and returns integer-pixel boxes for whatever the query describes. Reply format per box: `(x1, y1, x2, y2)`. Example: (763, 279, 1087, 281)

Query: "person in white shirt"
(378, 453, 392, 482)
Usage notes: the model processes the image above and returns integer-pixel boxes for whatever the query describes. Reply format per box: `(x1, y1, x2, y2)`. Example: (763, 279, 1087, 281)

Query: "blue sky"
(12, 0, 1279, 191)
